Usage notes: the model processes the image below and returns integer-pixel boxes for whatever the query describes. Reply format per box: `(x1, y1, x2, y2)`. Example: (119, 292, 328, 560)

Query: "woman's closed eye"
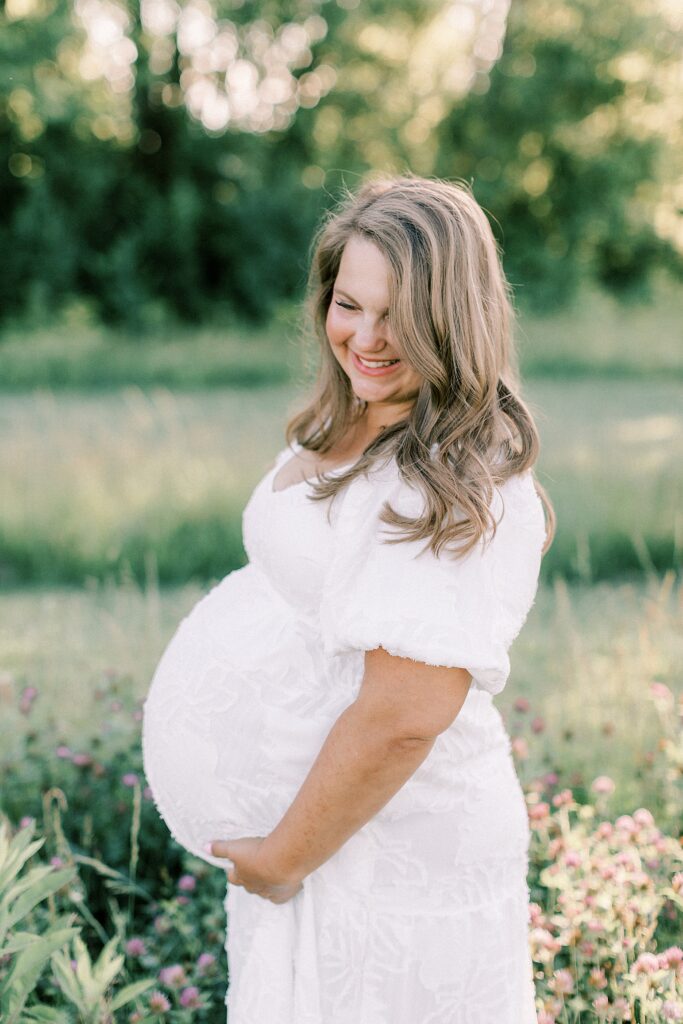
(335, 300, 389, 323)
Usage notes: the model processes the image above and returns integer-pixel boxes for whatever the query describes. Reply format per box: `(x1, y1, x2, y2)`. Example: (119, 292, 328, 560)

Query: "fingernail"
(203, 842, 213, 855)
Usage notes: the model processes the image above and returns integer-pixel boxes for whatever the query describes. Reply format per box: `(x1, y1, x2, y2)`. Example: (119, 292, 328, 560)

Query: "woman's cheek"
(325, 307, 346, 347)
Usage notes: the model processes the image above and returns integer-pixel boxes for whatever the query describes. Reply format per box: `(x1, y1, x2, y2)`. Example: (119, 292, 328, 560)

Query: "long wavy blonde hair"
(285, 173, 556, 558)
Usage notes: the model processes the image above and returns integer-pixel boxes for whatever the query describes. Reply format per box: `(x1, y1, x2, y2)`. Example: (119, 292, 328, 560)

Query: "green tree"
(0, 0, 680, 328)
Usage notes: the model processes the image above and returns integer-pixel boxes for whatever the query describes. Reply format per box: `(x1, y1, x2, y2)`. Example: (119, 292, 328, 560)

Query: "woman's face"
(325, 235, 423, 418)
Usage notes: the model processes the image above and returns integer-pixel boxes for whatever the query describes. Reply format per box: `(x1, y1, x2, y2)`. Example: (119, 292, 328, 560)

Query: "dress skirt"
(223, 742, 538, 1024)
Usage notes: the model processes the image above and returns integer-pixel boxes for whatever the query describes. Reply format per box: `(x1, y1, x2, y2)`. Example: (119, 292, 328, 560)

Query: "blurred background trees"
(1, 0, 681, 329)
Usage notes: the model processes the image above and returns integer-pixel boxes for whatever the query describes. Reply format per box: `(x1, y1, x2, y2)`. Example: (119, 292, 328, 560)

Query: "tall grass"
(0, 281, 681, 391)
(1, 380, 681, 585)
(517, 278, 683, 380)
(0, 318, 299, 391)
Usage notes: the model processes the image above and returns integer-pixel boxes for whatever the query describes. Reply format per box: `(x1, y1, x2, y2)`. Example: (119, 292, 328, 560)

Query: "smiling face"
(325, 234, 423, 427)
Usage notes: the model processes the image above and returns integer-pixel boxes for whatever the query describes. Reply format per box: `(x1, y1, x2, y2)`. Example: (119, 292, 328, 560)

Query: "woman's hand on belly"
(206, 836, 304, 905)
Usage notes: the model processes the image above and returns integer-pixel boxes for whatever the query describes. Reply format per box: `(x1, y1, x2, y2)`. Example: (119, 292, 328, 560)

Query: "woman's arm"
(247, 647, 472, 885)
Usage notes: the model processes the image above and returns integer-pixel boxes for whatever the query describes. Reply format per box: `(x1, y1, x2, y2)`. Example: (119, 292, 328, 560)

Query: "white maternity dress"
(142, 440, 546, 1024)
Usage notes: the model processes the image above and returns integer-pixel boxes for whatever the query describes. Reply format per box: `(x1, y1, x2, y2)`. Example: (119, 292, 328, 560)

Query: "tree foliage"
(0, 0, 680, 328)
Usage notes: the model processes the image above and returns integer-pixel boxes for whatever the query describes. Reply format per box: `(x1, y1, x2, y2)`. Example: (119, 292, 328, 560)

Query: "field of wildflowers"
(1, 575, 681, 1021)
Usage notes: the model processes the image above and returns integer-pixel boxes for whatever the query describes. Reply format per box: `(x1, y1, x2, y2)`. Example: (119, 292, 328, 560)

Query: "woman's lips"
(350, 349, 402, 377)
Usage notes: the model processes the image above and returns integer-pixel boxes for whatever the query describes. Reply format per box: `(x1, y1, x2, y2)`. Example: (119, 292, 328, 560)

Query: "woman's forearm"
(255, 701, 436, 884)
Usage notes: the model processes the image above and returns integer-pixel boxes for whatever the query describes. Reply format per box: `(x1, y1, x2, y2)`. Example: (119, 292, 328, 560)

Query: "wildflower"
(591, 775, 615, 795)
(122, 773, 139, 787)
(551, 968, 574, 995)
(129, 1012, 144, 1023)
(528, 903, 545, 925)
(56, 745, 72, 759)
(153, 915, 171, 935)
(19, 816, 34, 828)
(179, 986, 202, 1009)
(159, 963, 187, 987)
(72, 752, 92, 767)
(547, 837, 565, 858)
(634, 952, 660, 974)
(543, 771, 558, 786)
(513, 697, 530, 713)
(529, 926, 561, 958)
(614, 814, 637, 834)
(148, 990, 171, 1014)
(177, 895, 190, 905)
(529, 802, 550, 823)
(662, 1002, 683, 1021)
(50, 856, 64, 867)
(661, 947, 683, 968)
(650, 682, 673, 701)
(196, 952, 216, 974)
(531, 716, 545, 733)
(632, 807, 654, 827)
(19, 686, 38, 714)
(588, 967, 607, 989)
(551, 789, 573, 808)
(178, 874, 196, 892)
(545, 997, 564, 1017)
(125, 937, 147, 957)
(511, 736, 528, 759)
(143, 786, 154, 800)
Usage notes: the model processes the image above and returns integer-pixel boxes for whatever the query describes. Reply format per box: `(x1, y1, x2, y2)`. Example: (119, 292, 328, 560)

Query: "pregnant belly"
(141, 563, 341, 867)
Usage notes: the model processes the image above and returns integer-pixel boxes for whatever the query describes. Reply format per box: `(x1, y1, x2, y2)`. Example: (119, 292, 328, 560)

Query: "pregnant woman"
(142, 174, 555, 1023)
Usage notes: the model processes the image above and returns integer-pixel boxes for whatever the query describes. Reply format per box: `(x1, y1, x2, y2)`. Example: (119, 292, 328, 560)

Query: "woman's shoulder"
(350, 456, 543, 526)
(330, 458, 544, 576)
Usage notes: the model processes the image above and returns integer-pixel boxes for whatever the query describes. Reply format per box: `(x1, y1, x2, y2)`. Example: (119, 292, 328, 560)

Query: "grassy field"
(2, 573, 681, 827)
(517, 280, 683, 380)
(1, 378, 681, 585)
(0, 281, 681, 391)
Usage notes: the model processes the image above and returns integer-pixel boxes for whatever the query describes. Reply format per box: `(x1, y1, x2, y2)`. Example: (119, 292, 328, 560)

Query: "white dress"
(142, 440, 546, 1024)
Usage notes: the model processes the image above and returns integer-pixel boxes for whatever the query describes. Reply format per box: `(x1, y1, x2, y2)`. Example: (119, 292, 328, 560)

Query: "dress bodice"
(241, 441, 349, 619)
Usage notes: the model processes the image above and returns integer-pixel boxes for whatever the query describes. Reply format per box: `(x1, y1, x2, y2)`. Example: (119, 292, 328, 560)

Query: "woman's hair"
(285, 172, 556, 558)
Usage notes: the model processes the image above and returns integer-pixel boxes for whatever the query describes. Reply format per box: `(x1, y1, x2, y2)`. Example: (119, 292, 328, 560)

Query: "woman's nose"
(353, 315, 388, 352)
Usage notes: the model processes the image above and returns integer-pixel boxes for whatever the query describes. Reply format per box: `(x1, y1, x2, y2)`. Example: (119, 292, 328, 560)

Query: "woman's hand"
(206, 836, 304, 905)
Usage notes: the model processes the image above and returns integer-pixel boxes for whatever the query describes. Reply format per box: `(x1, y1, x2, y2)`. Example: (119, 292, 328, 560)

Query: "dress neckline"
(269, 443, 358, 495)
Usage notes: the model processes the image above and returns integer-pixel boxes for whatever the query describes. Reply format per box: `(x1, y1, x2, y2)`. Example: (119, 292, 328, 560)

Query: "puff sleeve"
(319, 464, 546, 697)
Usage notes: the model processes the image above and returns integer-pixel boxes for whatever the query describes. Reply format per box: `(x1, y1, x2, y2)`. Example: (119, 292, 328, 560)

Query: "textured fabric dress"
(141, 439, 546, 1024)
